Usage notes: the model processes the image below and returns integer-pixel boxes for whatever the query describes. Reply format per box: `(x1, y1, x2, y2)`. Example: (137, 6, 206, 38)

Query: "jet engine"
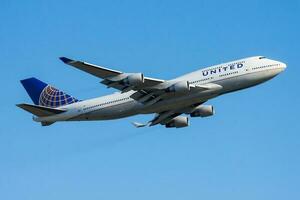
(166, 81, 190, 93)
(165, 116, 189, 128)
(190, 105, 214, 117)
(122, 73, 144, 86)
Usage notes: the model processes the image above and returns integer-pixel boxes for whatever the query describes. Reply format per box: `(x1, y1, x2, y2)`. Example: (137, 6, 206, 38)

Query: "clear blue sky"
(1, 0, 300, 199)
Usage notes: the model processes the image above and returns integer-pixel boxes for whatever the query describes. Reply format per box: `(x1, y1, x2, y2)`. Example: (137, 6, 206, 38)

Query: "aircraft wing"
(132, 102, 205, 128)
(60, 57, 164, 91)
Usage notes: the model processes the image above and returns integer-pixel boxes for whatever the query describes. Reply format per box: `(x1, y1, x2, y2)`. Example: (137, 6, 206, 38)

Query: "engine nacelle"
(165, 116, 189, 128)
(166, 81, 190, 93)
(122, 73, 144, 86)
(190, 105, 214, 117)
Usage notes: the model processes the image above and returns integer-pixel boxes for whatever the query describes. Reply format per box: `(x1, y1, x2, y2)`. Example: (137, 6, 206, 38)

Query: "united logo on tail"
(20, 77, 79, 108)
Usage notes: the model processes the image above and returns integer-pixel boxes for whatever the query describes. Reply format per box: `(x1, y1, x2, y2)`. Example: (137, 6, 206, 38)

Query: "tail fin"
(20, 77, 79, 108)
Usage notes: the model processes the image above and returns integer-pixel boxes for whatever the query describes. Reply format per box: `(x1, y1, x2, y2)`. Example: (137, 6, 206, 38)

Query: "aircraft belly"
(84, 101, 142, 120)
(140, 91, 218, 114)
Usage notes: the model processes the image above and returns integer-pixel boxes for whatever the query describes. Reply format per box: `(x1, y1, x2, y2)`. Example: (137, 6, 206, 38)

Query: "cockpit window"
(259, 56, 266, 59)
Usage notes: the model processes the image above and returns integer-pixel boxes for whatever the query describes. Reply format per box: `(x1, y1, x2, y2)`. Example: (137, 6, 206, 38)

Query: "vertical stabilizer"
(20, 77, 79, 108)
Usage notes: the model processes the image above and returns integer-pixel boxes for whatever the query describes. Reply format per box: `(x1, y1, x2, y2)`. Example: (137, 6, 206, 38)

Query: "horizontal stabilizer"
(17, 103, 66, 117)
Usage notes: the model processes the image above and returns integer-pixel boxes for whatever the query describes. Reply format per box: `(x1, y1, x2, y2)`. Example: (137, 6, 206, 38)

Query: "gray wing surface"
(60, 57, 164, 91)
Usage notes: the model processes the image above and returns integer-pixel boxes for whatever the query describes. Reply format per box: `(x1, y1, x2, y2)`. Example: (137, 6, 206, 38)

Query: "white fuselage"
(34, 56, 286, 123)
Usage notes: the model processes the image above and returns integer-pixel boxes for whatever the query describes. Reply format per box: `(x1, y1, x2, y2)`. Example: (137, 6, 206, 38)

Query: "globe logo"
(39, 85, 78, 108)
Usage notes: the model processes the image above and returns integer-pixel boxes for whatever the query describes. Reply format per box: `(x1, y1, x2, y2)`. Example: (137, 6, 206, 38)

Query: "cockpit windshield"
(259, 56, 266, 59)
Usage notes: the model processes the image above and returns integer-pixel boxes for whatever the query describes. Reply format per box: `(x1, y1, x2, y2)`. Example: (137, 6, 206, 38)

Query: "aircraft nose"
(278, 61, 287, 71)
(281, 62, 287, 70)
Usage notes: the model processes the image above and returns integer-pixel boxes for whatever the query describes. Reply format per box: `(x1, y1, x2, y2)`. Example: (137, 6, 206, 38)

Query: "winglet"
(131, 122, 148, 128)
(59, 57, 74, 64)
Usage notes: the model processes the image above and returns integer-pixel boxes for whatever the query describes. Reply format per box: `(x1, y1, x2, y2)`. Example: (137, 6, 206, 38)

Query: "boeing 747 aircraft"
(17, 56, 286, 128)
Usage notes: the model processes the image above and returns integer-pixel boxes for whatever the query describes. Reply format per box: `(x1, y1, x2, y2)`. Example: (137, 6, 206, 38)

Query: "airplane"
(17, 56, 286, 128)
